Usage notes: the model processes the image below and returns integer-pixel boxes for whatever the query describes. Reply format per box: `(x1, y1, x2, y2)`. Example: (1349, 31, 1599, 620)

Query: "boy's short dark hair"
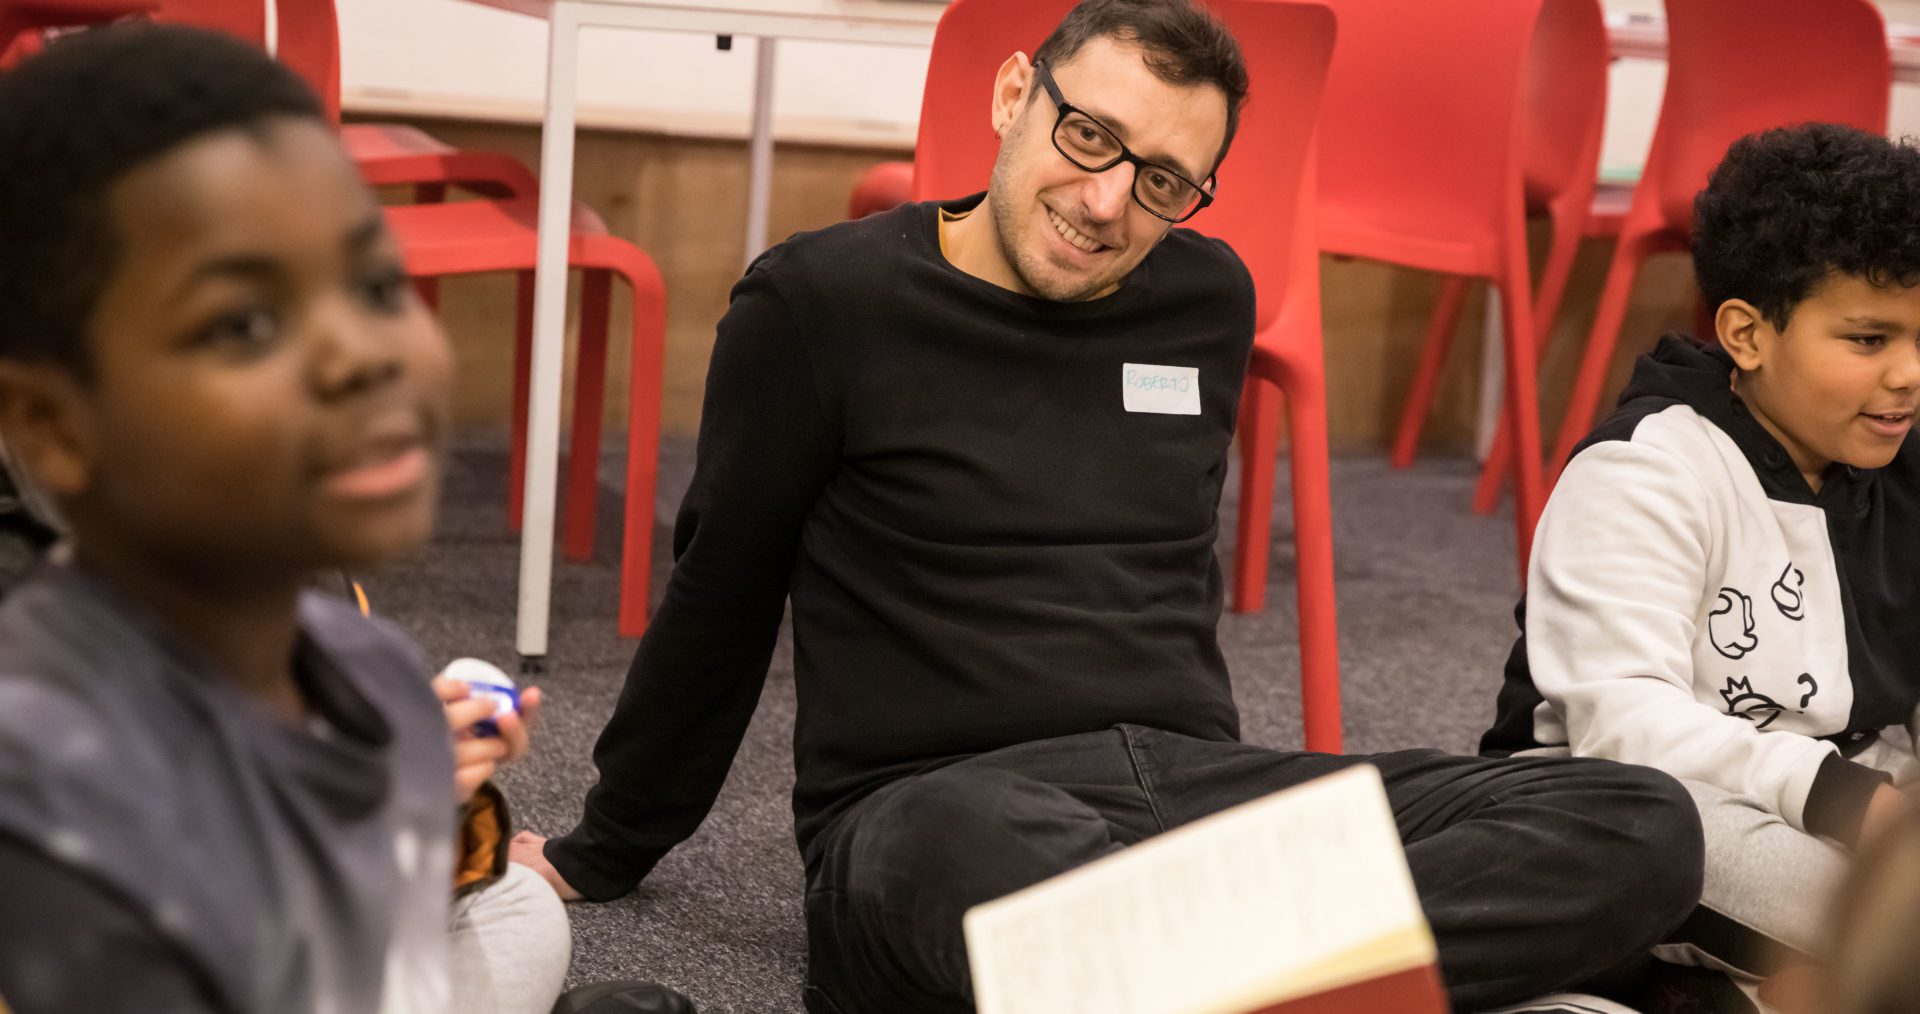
(1693, 123, 1920, 331)
(1031, 0, 1248, 173)
(0, 23, 326, 378)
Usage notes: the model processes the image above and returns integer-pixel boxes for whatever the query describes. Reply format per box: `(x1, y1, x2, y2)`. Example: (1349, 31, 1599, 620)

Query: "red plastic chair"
(275, 0, 668, 636)
(123, 0, 666, 635)
(85, 0, 533, 210)
(269, 0, 563, 330)
(904, 0, 1066, 200)
(902, 0, 1344, 752)
(376, 197, 668, 636)
(848, 159, 911, 219)
(0, 0, 148, 34)
(227, 0, 544, 205)
(1387, 0, 1608, 479)
(1281, 0, 1572, 576)
(1208, 0, 1341, 753)
(269, 0, 546, 218)
(0, 0, 156, 64)
(1507, 0, 1890, 492)
(185, 0, 550, 341)
(842, 0, 1071, 216)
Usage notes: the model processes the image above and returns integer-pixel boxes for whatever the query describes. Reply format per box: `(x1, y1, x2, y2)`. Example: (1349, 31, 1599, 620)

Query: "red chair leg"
(1474, 407, 1514, 517)
(1232, 373, 1284, 614)
(1471, 200, 1586, 515)
(1547, 228, 1655, 487)
(1498, 255, 1545, 576)
(1390, 275, 1471, 469)
(412, 184, 447, 311)
(1531, 198, 1586, 345)
(618, 266, 667, 638)
(562, 271, 612, 562)
(508, 269, 535, 533)
(1286, 371, 1342, 754)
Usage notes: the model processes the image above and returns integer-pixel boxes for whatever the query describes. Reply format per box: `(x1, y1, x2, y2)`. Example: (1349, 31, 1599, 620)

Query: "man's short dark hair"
(1031, 0, 1248, 174)
(0, 23, 326, 377)
(1693, 122, 1920, 331)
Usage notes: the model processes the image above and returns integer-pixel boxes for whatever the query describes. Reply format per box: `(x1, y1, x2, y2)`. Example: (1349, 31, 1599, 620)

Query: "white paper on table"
(962, 764, 1436, 1014)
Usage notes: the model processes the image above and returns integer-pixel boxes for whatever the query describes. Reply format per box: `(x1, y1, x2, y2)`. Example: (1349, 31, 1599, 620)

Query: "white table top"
(461, 0, 944, 39)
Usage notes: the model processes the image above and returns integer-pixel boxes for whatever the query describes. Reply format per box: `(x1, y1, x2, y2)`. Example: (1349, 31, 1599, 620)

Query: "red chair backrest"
(908, 0, 1074, 202)
(1521, 0, 1608, 209)
(1313, 0, 1562, 258)
(1644, 0, 1888, 235)
(145, 0, 262, 45)
(1190, 0, 1335, 336)
(271, 0, 340, 122)
(1, 0, 158, 66)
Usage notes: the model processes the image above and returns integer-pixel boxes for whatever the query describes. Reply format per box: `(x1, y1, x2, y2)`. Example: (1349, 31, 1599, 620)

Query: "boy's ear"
(990, 51, 1034, 141)
(1716, 298, 1770, 373)
(0, 361, 95, 500)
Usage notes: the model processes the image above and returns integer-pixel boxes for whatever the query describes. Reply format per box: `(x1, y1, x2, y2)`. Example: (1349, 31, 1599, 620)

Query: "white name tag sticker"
(1122, 363, 1201, 415)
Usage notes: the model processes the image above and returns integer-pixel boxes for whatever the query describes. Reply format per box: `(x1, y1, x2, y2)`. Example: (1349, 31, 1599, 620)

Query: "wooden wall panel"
(356, 114, 1699, 454)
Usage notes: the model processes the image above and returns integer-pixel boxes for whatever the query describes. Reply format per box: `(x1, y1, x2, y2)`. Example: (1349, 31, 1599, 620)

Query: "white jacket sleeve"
(1527, 439, 1838, 832)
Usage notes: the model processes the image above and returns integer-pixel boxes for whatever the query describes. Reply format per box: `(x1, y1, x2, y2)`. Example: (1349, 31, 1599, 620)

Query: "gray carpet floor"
(363, 437, 1526, 1014)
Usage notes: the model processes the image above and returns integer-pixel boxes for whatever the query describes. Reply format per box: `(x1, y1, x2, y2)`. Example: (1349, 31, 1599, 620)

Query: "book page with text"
(963, 764, 1436, 1014)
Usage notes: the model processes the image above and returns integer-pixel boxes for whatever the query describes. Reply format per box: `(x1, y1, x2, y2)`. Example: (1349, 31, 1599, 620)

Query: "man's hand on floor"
(509, 831, 585, 902)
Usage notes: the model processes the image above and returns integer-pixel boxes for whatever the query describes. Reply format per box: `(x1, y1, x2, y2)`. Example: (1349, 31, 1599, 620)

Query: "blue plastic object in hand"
(444, 657, 519, 738)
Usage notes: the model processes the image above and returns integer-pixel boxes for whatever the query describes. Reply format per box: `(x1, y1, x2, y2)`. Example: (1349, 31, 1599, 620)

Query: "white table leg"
(1475, 283, 1504, 463)
(744, 36, 778, 265)
(516, 1, 585, 664)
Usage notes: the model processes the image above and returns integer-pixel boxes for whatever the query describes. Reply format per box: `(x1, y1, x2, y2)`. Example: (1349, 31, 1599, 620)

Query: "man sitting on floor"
(514, 2, 1705, 1010)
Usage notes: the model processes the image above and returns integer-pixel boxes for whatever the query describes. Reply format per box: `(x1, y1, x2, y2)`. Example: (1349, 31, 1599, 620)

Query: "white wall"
(335, 1, 1920, 155)
(335, 0, 933, 139)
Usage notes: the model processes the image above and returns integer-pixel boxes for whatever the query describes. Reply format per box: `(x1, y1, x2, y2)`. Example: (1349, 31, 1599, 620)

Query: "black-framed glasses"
(1031, 59, 1217, 224)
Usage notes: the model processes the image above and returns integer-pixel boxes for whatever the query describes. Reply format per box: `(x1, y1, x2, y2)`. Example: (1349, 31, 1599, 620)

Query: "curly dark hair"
(1693, 123, 1920, 331)
(1032, 0, 1247, 174)
(0, 23, 325, 378)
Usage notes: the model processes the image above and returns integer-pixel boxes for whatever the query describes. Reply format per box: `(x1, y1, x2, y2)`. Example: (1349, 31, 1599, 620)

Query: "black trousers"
(801, 726, 1702, 1014)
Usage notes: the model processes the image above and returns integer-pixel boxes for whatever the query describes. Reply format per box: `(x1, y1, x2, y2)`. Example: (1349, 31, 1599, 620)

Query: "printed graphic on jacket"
(1709, 587, 1759, 660)
(1772, 563, 1806, 621)
(1718, 672, 1821, 730)
(1721, 676, 1787, 728)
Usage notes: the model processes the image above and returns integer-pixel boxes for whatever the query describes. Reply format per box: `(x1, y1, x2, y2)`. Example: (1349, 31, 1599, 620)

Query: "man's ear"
(0, 360, 95, 500)
(1716, 298, 1770, 373)
(989, 51, 1034, 140)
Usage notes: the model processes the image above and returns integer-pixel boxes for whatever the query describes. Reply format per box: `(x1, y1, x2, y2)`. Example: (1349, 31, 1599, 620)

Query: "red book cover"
(1250, 964, 1449, 1014)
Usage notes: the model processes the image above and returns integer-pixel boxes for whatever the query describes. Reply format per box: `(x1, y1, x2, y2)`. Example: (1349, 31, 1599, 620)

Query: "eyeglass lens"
(1052, 111, 1203, 221)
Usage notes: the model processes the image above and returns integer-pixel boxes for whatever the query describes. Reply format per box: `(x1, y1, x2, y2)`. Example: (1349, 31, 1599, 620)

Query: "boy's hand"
(1861, 783, 1911, 846)
(433, 677, 544, 804)
(509, 831, 584, 902)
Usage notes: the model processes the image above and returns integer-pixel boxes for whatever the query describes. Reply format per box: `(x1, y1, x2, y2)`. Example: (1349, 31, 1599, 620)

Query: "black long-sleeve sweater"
(547, 196, 1259, 901)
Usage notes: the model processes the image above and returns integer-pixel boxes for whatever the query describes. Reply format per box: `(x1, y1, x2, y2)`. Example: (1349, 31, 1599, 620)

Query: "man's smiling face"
(983, 36, 1228, 302)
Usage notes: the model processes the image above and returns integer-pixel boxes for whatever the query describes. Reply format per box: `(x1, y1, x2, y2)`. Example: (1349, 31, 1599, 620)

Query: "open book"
(963, 764, 1448, 1014)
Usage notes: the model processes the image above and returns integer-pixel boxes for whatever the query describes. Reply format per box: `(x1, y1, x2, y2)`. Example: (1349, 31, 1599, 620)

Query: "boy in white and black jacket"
(1484, 122, 1920, 996)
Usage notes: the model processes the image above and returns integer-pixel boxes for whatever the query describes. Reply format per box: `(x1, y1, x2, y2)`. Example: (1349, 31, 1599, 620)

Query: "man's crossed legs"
(803, 726, 1702, 1014)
